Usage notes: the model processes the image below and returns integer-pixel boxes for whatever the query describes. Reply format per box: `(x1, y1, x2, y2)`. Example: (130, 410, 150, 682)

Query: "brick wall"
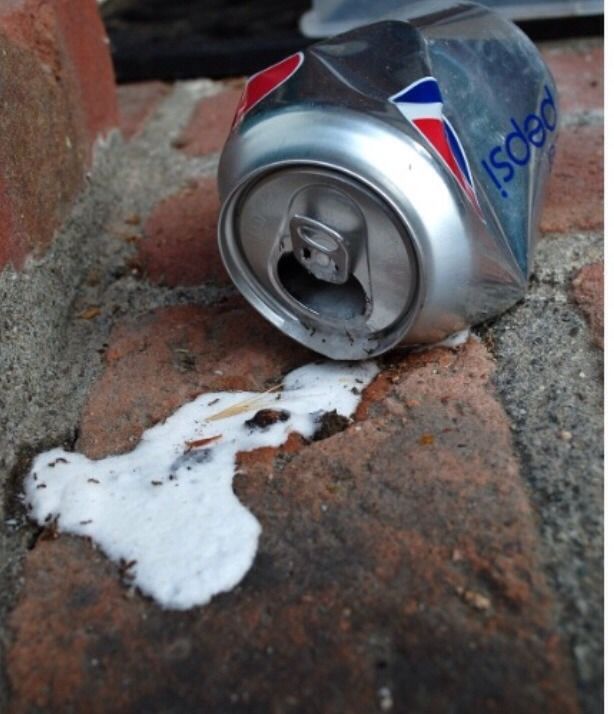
(0, 0, 117, 269)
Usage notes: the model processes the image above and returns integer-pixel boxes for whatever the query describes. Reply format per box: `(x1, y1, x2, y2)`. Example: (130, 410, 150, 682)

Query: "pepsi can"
(217, 1, 558, 359)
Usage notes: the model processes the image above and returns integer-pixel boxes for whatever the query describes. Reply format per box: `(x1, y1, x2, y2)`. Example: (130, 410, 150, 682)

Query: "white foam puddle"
(24, 361, 379, 610)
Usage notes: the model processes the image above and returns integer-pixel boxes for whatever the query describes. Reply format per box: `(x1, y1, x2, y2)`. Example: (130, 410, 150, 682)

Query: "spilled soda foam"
(24, 361, 379, 610)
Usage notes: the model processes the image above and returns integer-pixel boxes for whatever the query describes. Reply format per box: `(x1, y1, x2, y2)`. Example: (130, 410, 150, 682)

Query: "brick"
(0, 0, 60, 71)
(117, 81, 171, 139)
(51, 0, 118, 147)
(8, 332, 579, 711)
(0, 33, 85, 268)
(175, 88, 242, 156)
(77, 300, 310, 458)
(0, 0, 117, 153)
(540, 124, 603, 234)
(0, 0, 117, 270)
(571, 261, 603, 349)
(542, 44, 603, 117)
(138, 178, 229, 287)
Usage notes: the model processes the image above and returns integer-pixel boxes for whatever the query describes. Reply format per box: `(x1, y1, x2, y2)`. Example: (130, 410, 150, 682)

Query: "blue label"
(481, 85, 557, 199)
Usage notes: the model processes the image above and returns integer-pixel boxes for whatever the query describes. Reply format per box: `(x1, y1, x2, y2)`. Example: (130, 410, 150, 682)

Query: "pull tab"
(290, 215, 352, 284)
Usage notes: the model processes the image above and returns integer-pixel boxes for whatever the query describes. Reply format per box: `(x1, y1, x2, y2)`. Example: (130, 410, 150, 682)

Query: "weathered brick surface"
(8, 306, 579, 711)
(78, 300, 310, 459)
(542, 44, 603, 117)
(539, 41, 603, 236)
(117, 81, 171, 139)
(51, 0, 118, 147)
(0, 0, 117, 270)
(0, 0, 117, 154)
(138, 178, 229, 287)
(571, 261, 604, 349)
(175, 87, 242, 156)
(4, 33, 602, 714)
(0, 33, 85, 269)
(540, 124, 603, 234)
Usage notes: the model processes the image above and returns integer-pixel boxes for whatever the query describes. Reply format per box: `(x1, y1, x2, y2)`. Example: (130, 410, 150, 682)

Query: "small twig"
(185, 434, 222, 450)
(206, 384, 282, 422)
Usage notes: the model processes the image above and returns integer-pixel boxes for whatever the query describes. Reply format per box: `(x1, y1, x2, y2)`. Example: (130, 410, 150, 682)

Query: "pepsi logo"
(481, 85, 557, 198)
(390, 77, 481, 213)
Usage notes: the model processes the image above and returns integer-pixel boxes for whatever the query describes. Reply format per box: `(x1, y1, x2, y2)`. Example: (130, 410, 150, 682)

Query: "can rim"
(218, 159, 426, 360)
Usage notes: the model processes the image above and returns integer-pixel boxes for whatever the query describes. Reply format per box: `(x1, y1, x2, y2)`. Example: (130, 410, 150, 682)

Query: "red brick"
(176, 88, 242, 156)
(78, 300, 310, 458)
(0, 0, 59, 70)
(0, 0, 117, 151)
(52, 0, 118, 147)
(571, 261, 603, 349)
(0, 175, 19, 268)
(0, 33, 85, 269)
(117, 81, 171, 139)
(8, 333, 579, 712)
(0, 0, 117, 270)
(540, 123, 603, 234)
(542, 44, 603, 117)
(138, 178, 228, 287)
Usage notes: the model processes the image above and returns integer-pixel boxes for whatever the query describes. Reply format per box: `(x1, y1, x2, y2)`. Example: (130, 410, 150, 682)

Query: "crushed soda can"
(217, 0, 558, 359)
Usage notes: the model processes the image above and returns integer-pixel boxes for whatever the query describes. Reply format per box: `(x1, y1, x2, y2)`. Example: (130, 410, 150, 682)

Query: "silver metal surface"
(289, 214, 355, 285)
(218, 1, 558, 359)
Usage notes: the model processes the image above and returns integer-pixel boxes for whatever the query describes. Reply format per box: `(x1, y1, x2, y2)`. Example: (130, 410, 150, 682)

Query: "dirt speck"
(457, 587, 491, 612)
(245, 409, 290, 431)
(312, 410, 351, 441)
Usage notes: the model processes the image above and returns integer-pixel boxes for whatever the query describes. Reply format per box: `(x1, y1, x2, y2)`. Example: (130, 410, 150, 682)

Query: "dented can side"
(217, 1, 558, 360)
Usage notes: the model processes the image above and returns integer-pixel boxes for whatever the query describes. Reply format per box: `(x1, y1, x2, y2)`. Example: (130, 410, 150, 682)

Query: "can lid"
(219, 165, 420, 359)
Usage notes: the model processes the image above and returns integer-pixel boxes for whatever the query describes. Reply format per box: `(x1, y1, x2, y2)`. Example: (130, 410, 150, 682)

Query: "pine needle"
(185, 435, 222, 450)
(206, 384, 282, 422)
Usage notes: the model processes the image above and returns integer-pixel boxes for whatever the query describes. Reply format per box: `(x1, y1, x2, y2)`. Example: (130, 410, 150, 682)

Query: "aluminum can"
(217, 1, 558, 359)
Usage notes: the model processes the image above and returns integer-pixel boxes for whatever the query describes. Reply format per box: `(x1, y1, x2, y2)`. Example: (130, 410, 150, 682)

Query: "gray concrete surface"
(481, 233, 604, 714)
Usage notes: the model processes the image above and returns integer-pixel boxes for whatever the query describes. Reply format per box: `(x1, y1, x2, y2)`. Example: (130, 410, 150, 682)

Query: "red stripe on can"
(233, 52, 304, 128)
(413, 118, 466, 189)
(413, 118, 481, 213)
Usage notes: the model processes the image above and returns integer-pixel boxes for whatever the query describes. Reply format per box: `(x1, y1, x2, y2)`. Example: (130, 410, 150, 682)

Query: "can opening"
(220, 164, 421, 358)
(277, 252, 367, 321)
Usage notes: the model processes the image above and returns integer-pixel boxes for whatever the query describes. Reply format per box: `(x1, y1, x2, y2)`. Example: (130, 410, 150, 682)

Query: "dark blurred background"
(100, 0, 604, 83)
